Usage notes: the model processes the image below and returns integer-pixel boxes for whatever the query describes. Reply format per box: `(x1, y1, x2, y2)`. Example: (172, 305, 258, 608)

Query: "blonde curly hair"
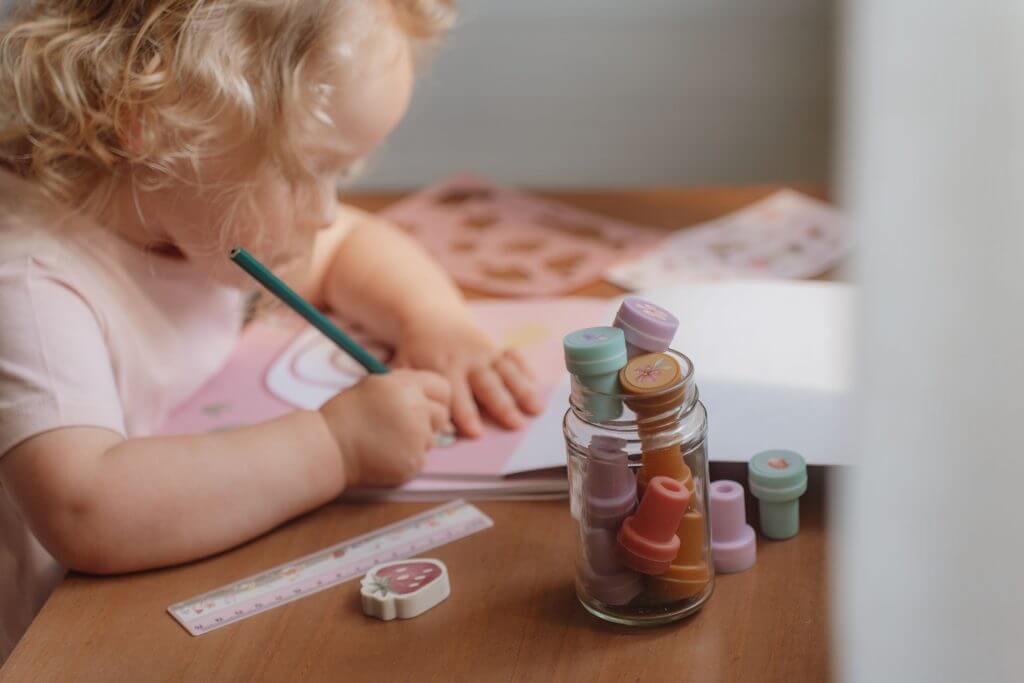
(0, 0, 454, 213)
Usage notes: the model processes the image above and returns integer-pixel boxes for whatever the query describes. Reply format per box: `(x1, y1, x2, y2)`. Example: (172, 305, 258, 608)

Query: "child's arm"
(0, 370, 448, 574)
(1, 414, 341, 574)
(320, 204, 541, 437)
(319, 204, 465, 340)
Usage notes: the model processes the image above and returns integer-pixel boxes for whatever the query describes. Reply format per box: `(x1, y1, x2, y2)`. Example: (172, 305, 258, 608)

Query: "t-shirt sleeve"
(0, 257, 125, 457)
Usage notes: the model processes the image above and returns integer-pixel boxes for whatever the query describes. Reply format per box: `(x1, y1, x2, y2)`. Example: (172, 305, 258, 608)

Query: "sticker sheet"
(378, 174, 664, 296)
(604, 190, 848, 291)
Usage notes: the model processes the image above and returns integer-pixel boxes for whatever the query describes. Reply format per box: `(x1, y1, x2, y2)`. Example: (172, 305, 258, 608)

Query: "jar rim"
(567, 349, 698, 428)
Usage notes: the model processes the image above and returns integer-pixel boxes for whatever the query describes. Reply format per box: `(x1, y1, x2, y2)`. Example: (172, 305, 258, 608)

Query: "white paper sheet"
(643, 280, 855, 465)
(493, 280, 854, 469)
(500, 376, 572, 475)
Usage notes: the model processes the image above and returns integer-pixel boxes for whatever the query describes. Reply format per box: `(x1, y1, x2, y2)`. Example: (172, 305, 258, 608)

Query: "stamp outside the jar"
(709, 480, 757, 573)
(748, 450, 808, 540)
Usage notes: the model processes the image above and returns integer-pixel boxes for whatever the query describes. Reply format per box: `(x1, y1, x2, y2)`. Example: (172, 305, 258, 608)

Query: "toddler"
(0, 0, 540, 660)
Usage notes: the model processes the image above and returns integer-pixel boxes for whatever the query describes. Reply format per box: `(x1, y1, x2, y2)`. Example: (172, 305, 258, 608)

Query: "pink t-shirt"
(0, 181, 246, 661)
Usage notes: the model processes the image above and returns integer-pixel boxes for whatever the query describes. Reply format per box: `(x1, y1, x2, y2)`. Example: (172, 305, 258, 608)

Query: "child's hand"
(392, 312, 542, 437)
(319, 370, 451, 487)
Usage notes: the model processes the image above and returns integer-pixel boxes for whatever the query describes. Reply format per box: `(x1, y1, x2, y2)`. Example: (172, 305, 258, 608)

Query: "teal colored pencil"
(230, 247, 390, 375)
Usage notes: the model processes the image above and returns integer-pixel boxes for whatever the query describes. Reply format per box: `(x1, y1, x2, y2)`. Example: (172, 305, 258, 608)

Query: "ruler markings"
(168, 501, 492, 635)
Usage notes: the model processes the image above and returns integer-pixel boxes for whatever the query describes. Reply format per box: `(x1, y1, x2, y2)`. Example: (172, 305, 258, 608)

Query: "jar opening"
(568, 349, 698, 428)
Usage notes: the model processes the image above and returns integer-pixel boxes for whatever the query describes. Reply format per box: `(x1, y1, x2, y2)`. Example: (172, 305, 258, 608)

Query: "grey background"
(354, 0, 835, 189)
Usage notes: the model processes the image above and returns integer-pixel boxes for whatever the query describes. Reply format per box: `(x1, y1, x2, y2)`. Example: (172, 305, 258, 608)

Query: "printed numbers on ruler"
(167, 500, 492, 636)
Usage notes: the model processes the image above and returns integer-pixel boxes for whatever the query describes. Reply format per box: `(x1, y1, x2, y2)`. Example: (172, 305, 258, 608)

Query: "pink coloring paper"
(158, 298, 610, 477)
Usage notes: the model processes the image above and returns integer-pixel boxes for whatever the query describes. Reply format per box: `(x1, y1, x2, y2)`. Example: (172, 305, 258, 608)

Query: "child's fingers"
(494, 355, 542, 415)
(427, 400, 450, 434)
(501, 348, 536, 382)
(411, 445, 429, 472)
(403, 369, 452, 406)
(468, 366, 525, 430)
(449, 372, 484, 437)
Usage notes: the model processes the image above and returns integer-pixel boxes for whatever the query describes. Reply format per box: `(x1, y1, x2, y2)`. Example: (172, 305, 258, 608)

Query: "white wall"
(356, 0, 834, 189)
(836, 2, 1024, 681)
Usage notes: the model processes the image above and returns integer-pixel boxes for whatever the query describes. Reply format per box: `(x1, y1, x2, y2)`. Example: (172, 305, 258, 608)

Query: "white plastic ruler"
(168, 500, 492, 635)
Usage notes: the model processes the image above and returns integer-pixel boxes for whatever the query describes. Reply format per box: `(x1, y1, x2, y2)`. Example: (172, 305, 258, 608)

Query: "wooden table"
(1, 186, 834, 682)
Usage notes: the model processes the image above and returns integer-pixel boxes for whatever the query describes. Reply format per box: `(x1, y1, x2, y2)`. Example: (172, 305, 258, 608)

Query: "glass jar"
(563, 349, 713, 626)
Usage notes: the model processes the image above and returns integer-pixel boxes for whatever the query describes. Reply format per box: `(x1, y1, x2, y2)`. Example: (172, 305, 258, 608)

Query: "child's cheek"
(260, 195, 321, 273)
(239, 182, 297, 251)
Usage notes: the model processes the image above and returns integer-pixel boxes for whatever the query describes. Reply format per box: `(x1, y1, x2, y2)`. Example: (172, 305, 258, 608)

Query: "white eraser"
(360, 558, 450, 621)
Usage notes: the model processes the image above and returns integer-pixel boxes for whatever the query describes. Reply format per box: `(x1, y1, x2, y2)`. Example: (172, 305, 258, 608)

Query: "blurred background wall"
(354, 0, 835, 189)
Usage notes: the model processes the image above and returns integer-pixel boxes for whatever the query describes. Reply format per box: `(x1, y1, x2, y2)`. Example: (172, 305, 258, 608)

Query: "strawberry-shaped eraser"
(360, 558, 450, 621)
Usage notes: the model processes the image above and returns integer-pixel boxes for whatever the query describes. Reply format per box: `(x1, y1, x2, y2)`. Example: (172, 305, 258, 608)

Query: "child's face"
(140, 18, 414, 284)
